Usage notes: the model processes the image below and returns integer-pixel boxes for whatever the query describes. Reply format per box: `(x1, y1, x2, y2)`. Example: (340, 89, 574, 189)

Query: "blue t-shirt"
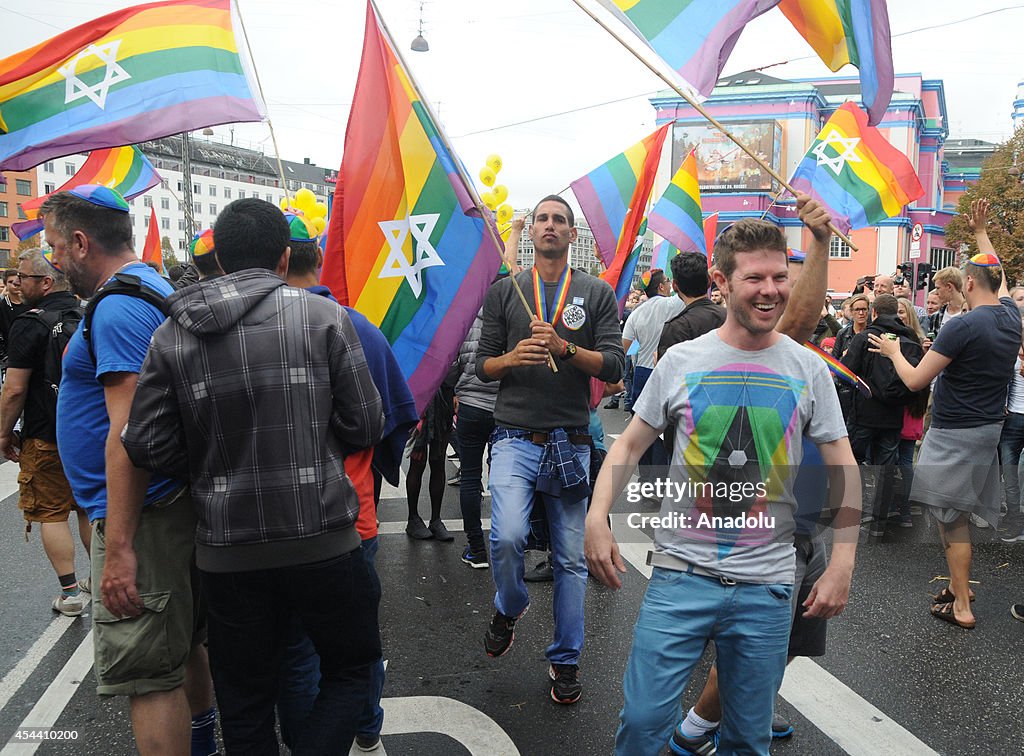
(56, 263, 179, 521)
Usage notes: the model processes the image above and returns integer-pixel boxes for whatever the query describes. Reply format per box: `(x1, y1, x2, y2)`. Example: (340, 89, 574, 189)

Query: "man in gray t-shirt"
(586, 207, 860, 756)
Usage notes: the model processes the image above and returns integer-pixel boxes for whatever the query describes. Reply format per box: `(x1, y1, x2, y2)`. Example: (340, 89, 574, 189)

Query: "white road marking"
(0, 617, 77, 715)
(377, 518, 491, 536)
(379, 696, 519, 755)
(610, 516, 938, 756)
(0, 461, 22, 502)
(1, 632, 93, 756)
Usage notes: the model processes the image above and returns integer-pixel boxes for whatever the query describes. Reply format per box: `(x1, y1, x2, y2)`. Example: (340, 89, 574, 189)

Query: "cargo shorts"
(17, 438, 82, 524)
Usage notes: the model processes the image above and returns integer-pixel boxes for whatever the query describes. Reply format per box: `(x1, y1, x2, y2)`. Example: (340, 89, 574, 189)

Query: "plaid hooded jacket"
(123, 269, 384, 572)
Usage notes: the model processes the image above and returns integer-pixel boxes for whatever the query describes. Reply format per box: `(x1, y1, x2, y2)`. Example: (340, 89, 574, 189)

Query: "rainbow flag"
(571, 124, 669, 268)
(595, 0, 783, 97)
(704, 212, 718, 268)
(779, 0, 893, 125)
(604, 218, 648, 311)
(789, 102, 923, 235)
(649, 148, 706, 256)
(321, 0, 502, 415)
(141, 207, 163, 271)
(804, 341, 871, 397)
(13, 145, 161, 239)
(0, 0, 265, 172)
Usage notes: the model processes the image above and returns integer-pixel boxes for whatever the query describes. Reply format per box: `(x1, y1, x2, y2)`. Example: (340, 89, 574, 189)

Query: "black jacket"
(841, 314, 923, 429)
(657, 297, 727, 359)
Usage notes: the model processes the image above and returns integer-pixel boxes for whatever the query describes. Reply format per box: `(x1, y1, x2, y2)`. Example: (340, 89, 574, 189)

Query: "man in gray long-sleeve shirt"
(475, 194, 624, 705)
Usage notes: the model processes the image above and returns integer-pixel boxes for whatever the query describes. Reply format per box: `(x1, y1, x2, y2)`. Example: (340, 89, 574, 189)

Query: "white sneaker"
(970, 514, 991, 529)
(52, 592, 87, 617)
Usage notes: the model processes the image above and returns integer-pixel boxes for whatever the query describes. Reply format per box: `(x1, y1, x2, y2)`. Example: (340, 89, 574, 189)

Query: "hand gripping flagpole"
(573, 0, 858, 251)
(369, 0, 558, 372)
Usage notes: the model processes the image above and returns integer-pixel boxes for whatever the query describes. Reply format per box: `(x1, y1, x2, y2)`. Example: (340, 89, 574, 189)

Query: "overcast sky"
(6, 0, 1024, 208)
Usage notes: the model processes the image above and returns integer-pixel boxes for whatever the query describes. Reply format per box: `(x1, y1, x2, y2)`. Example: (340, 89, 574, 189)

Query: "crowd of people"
(1, 182, 1022, 756)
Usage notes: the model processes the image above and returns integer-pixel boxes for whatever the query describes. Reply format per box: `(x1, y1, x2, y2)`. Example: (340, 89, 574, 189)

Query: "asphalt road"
(1, 406, 1022, 755)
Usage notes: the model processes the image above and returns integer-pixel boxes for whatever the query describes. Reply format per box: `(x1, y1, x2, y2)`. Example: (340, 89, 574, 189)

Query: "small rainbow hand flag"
(789, 102, 923, 236)
(804, 340, 871, 397)
(650, 148, 706, 256)
(13, 145, 161, 239)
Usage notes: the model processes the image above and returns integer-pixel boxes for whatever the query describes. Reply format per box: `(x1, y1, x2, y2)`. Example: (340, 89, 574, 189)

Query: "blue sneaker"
(669, 726, 718, 756)
(772, 712, 794, 739)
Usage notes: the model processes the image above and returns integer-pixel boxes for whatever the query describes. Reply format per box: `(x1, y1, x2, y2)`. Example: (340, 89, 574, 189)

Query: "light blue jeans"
(616, 568, 793, 756)
(488, 436, 590, 665)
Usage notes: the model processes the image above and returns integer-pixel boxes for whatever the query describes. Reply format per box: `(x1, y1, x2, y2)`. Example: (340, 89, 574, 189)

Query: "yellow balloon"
(312, 217, 327, 234)
(492, 184, 508, 205)
(279, 197, 291, 211)
(496, 203, 513, 224)
(486, 154, 503, 174)
(479, 166, 496, 187)
(312, 202, 328, 220)
(481, 191, 497, 210)
(294, 188, 317, 213)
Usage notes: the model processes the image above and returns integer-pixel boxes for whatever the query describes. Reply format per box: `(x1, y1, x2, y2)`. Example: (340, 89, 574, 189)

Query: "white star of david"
(377, 213, 445, 298)
(58, 40, 131, 110)
(811, 130, 862, 176)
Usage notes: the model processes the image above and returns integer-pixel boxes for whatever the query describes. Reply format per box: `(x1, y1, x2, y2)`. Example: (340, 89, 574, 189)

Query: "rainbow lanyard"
(532, 266, 572, 325)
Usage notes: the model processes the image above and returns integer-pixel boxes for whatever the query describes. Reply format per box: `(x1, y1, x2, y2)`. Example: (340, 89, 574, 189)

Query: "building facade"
(650, 71, 959, 302)
(0, 169, 37, 266)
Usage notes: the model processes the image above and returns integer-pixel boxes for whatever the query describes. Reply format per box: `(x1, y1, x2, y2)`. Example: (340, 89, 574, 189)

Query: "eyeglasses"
(852, 307, 869, 313)
(17, 273, 49, 280)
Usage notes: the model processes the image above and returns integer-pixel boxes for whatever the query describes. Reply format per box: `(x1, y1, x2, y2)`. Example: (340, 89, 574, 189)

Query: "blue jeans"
(488, 436, 589, 664)
(456, 403, 495, 553)
(276, 538, 386, 749)
(895, 438, 917, 516)
(202, 548, 381, 755)
(616, 568, 792, 756)
(999, 411, 1024, 518)
(631, 366, 669, 472)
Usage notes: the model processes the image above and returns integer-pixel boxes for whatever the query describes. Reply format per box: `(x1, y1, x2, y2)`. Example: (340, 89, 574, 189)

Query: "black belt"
(529, 431, 591, 446)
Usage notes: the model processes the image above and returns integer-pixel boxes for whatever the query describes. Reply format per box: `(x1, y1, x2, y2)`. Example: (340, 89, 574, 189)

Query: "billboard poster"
(671, 121, 783, 192)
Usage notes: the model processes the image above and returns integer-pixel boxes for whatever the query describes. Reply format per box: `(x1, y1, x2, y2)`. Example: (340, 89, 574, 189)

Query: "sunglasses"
(17, 273, 49, 279)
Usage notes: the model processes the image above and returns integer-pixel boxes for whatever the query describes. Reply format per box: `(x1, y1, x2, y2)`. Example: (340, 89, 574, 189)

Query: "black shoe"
(549, 663, 582, 704)
(354, 734, 381, 751)
(484, 605, 528, 658)
(429, 519, 454, 542)
(462, 545, 489, 569)
(406, 516, 433, 540)
(447, 472, 461, 487)
(669, 726, 718, 755)
(603, 398, 620, 409)
(524, 557, 554, 583)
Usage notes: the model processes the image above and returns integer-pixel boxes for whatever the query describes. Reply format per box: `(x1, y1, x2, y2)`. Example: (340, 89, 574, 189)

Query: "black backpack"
(15, 303, 84, 422)
(82, 272, 170, 362)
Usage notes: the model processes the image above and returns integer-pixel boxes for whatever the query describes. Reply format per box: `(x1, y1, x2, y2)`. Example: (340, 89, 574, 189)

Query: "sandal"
(932, 587, 975, 604)
(930, 601, 975, 630)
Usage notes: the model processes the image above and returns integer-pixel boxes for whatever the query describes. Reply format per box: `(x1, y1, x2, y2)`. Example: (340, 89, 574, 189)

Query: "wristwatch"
(562, 341, 578, 360)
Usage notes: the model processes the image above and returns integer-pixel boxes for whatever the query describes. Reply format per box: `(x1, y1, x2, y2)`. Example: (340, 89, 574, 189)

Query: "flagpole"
(232, 0, 292, 209)
(572, 0, 858, 251)
(369, 0, 558, 373)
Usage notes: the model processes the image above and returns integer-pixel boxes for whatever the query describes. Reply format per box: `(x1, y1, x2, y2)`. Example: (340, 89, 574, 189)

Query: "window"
(144, 214, 150, 227)
(15, 179, 31, 195)
(177, 181, 184, 192)
(44, 183, 55, 194)
(178, 201, 185, 211)
(223, 187, 232, 199)
(238, 190, 246, 199)
(266, 193, 273, 203)
(161, 179, 169, 190)
(194, 202, 202, 215)
(143, 196, 153, 208)
(179, 239, 187, 250)
(193, 183, 201, 195)
(161, 197, 170, 210)
(931, 247, 955, 271)
(178, 219, 186, 231)
(828, 236, 851, 259)
(0, 226, 8, 242)
(43, 161, 54, 173)
(209, 204, 217, 216)
(209, 185, 217, 197)
(65, 162, 75, 176)
(0, 202, 6, 217)
(161, 217, 170, 230)
(129, 214, 135, 225)
(129, 198, 135, 206)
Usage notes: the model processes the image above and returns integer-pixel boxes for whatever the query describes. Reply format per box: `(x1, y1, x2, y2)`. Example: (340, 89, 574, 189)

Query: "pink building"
(650, 71, 957, 304)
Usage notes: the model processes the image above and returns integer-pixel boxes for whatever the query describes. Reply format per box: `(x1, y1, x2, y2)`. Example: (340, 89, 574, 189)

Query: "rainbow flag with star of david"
(0, 0, 265, 172)
(321, 0, 502, 415)
(789, 101, 923, 235)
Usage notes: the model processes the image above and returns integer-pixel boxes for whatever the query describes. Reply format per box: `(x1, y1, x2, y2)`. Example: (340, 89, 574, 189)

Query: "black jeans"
(202, 548, 382, 755)
(457, 402, 494, 553)
(849, 425, 901, 521)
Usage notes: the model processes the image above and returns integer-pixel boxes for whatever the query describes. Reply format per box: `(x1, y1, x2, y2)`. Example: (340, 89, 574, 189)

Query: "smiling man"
(586, 206, 860, 755)
(475, 195, 624, 704)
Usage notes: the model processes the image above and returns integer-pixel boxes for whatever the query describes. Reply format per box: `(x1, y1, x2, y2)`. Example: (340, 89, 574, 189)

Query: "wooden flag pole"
(572, 0, 858, 251)
(369, 0, 557, 372)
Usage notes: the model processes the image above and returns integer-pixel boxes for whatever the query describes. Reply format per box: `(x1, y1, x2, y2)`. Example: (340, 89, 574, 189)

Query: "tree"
(161, 235, 179, 271)
(945, 128, 1024, 283)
